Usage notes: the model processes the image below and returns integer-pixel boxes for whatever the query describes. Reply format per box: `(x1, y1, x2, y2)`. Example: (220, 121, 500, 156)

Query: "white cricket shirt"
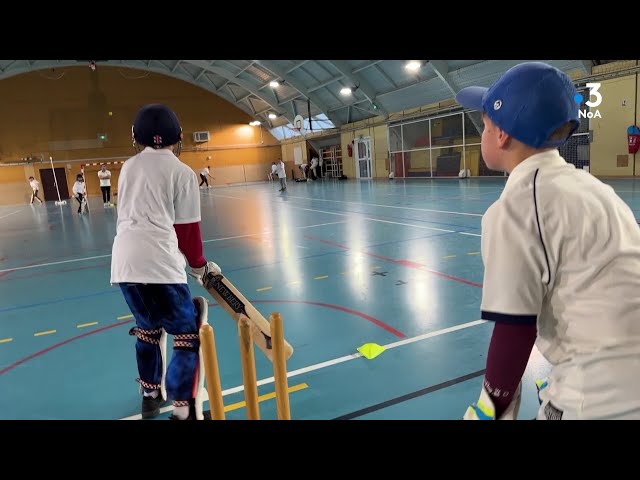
(98, 169, 111, 187)
(29, 179, 39, 191)
(111, 147, 201, 285)
(72, 181, 85, 195)
(481, 149, 640, 418)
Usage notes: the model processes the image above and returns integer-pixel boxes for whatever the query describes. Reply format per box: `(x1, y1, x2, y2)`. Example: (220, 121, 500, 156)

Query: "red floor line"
(304, 234, 483, 288)
(0, 300, 405, 377)
(0, 319, 134, 377)
(253, 299, 406, 338)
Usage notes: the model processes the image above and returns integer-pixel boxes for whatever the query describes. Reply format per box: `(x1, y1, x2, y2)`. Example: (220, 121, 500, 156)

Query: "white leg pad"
(193, 296, 209, 420)
(160, 329, 167, 401)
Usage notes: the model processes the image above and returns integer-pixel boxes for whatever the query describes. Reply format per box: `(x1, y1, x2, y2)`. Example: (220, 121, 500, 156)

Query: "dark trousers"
(101, 186, 111, 203)
(75, 193, 84, 212)
(119, 283, 200, 402)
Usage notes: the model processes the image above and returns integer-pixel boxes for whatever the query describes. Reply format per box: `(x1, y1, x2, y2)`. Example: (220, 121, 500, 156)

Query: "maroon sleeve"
(174, 222, 206, 268)
(483, 322, 537, 417)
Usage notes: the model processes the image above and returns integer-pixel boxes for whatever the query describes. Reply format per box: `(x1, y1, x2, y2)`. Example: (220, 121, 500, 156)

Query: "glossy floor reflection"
(1, 177, 639, 420)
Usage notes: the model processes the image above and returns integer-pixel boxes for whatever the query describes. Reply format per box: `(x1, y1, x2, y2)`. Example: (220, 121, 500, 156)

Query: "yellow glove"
(463, 383, 522, 420)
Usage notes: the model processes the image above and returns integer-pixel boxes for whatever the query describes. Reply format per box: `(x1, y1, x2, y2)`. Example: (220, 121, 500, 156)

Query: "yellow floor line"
(256, 286, 272, 292)
(467, 251, 481, 255)
(443, 255, 457, 259)
(34, 330, 56, 337)
(223, 383, 308, 413)
(77, 322, 98, 328)
(117, 314, 133, 320)
(314, 275, 329, 280)
(0, 338, 13, 344)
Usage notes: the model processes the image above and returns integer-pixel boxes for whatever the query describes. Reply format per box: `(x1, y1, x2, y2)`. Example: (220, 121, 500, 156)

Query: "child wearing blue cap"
(457, 62, 640, 420)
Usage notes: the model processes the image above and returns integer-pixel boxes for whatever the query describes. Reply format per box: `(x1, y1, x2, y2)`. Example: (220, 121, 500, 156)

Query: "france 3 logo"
(574, 83, 602, 119)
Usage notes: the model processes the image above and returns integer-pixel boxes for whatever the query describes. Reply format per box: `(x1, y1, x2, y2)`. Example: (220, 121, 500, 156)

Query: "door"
(40, 168, 70, 202)
(355, 137, 372, 179)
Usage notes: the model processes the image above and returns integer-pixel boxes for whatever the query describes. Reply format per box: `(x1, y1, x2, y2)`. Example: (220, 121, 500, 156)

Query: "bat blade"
(203, 273, 294, 361)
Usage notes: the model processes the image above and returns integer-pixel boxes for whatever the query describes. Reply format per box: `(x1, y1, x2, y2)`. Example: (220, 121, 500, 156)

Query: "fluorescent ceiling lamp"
(405, 61, 421, 71)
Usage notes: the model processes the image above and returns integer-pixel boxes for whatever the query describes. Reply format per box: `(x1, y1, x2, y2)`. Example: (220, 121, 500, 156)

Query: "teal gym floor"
(1, 176, 639, 420)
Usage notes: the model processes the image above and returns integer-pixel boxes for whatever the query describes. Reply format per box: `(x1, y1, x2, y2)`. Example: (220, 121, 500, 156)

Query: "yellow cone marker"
(357, 342, 386, 360)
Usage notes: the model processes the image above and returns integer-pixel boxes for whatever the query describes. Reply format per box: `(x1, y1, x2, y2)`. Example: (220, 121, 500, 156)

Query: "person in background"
(98, 164, 112, 207)
(199, 165, 214, 188)
(28, 176, 43, 205)
(72, 174, 86, 214)
(276, 158, 287, 192)
(310, 156, 319, 180)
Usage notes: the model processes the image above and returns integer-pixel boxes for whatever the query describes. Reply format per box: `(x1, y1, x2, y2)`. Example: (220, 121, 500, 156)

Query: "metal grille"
(559, 133, 591, 170)
(388, 92, 592, 178)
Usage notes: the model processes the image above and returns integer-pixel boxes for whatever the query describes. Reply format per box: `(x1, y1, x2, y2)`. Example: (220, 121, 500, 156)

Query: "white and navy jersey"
(480, 149, 640, 417)
(111, 147, 200, 285)
(98, 169, 111, 187)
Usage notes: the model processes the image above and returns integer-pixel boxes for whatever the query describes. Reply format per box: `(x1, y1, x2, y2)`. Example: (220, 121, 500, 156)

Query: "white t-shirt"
(481, 150, 640, 418)
(29, 179, 39, 191)
(271, 164, 277, 174)
(110, 147, 201, 285)
(276, 161, 286, 178)
(201, 167, 210, 176)
(72, 181, 85, 195)
(98, 169, 111, 187)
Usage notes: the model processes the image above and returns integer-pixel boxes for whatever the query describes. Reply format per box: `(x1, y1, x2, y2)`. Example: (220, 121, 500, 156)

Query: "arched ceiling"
(0, 59, 600, 132)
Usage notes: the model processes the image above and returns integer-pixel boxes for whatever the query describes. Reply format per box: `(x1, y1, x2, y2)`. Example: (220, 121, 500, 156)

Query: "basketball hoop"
(286, 124, 303, 137)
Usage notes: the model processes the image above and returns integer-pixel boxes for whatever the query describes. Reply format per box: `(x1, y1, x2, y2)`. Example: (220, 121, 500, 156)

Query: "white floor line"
(119, 319, 487, 420)
(0, 221, 347, 273)
(202, 232, 268, 243)
(0, 208, 23, 220)
(206, 190, 483, 218)
(297, 221, 345, 229)
(290, 205, 455, 232)
(207, 192, 480, 237)
(284, 194, 484, 217)
(284, 205, 468, 235)
(0, 254, 113, 273)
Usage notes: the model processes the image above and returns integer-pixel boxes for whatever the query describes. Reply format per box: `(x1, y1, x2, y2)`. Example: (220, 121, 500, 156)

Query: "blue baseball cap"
(455, 62, 580, 148)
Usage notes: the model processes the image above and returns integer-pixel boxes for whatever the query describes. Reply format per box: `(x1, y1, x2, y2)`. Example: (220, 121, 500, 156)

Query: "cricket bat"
(202, 272, 294, 362)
